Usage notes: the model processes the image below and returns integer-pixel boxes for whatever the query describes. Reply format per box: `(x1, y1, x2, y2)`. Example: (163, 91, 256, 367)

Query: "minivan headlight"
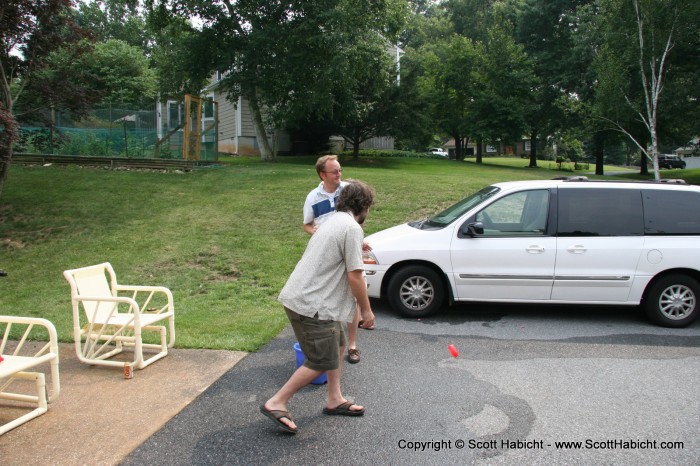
(363, 250, 379, 265)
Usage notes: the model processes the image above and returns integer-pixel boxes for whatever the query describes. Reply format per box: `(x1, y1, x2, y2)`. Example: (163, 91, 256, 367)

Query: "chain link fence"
(15, 100, 218, 161)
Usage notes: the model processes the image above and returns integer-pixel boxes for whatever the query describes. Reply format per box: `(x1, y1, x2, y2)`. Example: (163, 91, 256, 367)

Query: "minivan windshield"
(411, 186, 501, 230)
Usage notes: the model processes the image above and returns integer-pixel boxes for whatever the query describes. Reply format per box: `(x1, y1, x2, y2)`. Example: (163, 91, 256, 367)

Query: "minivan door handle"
(567, 245, 587, 254)
(526, 245, 545, 254)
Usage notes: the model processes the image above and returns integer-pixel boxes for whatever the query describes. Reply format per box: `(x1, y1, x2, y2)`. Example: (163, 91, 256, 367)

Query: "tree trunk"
(0, 103, 20, 198)
(593, 131, 605, 176)
(649, 135, 661, 181)
(639, 150, 649, 175)
(476, 138, 483, 164)
(528, 130, 538, 168)
(452, 134, 463, 160)
(0, 140, 13, 198)
(244, 86, 275, 162)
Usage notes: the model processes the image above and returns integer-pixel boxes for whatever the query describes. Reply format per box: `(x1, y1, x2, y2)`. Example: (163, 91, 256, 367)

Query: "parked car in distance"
(363, 177, 700, 327)
(658, 154, 686, 169)
(428, 148, 449, 158)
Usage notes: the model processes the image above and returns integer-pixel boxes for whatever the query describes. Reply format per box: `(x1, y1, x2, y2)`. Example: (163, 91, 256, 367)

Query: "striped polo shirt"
(303, 181, 348, 226)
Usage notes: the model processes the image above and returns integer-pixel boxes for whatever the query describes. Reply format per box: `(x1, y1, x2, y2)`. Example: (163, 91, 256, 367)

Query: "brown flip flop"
(260, 404, 298, 433)
(359, 320, 375, 330)
(322, 401, 365, 416)
(347, 348, 361, 364)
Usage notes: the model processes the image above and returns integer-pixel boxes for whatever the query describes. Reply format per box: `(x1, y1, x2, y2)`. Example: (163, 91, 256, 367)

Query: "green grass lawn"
(1, 155, 697, 351)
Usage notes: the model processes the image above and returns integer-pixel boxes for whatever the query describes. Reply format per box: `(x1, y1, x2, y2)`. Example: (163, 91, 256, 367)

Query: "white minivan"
(362, 177, 700, 327)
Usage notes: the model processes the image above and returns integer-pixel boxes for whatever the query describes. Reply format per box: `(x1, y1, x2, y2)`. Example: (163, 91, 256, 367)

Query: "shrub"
(15, 128, 69, 154)
(57, 130, 112, 156)
(339, 149, 438, 159)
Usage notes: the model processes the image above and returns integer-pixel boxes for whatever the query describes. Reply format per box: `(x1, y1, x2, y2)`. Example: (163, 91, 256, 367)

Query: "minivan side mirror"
(464, 222, 484, 237)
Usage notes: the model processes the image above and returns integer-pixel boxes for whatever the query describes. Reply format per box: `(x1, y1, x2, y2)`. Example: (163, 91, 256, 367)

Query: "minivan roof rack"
(551, 176, 689, 186)
(554, 175, 589, 182)
(656, 179, 688, 185)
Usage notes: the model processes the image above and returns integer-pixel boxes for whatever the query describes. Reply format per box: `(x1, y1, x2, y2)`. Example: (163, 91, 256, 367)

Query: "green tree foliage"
(329, 40, 404, 159)
(469, 22, 535, 163)
(413, 34, 479, 160)
(445, 0, 498, 43)
(406, 5, 534, 161)
(146, 0, 407, 161)
(15, 39, 103, 123)
(391, 51, 435, 151)
(392, 2, 451, 151)
(592, 0, 700, 178)
(514, 0, 594, 169)
(147, 14, 201, 99)
(87, 39, 158, 105)
(75, 0, 149, 51)
(0, 0, 96, 196)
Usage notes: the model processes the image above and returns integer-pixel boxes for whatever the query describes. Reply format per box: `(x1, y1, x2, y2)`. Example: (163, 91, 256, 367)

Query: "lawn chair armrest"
(114, 284, 173, 297)
(0, 315, 60, 403)
(73, 295, 141, 307)
(113, 285, 174, 313)
(0, 316, 59, 354)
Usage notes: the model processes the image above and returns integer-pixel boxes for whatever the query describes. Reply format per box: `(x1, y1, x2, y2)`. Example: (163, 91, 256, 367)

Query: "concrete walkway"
(0, 343, 246, 465)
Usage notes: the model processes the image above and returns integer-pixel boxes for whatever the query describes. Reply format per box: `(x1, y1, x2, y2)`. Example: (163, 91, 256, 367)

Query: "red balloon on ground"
(448, 344, 459, 358)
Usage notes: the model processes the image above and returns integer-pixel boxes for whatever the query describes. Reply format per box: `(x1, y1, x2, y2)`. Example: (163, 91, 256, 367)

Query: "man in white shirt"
(303, 155, 347, 235)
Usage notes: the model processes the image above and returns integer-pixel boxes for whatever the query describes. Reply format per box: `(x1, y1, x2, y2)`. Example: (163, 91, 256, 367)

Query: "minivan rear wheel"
(387, 265, 445, 318)
(644, 274, 699, 327)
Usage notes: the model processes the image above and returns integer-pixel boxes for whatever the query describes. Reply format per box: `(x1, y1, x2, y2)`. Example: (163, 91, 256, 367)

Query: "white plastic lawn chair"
(63, 262, 175, 378)
(0, 316, 60, 435)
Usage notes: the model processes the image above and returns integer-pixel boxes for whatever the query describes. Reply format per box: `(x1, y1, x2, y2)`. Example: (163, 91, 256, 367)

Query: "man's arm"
(348, 269, 374, 328)
(303, 223, 317, 235)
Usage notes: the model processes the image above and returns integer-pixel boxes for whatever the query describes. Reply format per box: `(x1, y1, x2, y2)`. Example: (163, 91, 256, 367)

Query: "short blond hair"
(315, 155, 338, 177)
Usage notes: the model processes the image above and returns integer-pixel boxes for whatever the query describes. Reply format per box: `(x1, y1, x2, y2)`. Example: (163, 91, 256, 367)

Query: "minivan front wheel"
(387, 265, 445, 318)
(644, 274, 699, 327)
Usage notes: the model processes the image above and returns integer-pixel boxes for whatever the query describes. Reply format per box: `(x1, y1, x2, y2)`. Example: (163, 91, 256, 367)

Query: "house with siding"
(204, 74, 292, 156)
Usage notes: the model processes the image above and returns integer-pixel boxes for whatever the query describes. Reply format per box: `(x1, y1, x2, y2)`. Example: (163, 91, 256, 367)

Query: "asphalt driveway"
(122, 302, 700, 465)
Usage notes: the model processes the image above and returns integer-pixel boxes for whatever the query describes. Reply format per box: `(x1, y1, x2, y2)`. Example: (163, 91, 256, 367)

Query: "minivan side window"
(474, 189, 550, 236)
(643, 190, 700, 235)
(557, 188, 643, 236)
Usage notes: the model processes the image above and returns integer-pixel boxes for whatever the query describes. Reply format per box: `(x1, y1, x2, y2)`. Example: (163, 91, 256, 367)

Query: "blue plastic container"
(293, 342, 327, 385)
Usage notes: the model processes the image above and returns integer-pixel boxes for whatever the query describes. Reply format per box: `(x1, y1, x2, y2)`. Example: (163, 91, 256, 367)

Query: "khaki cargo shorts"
(285, 307, 348, 371)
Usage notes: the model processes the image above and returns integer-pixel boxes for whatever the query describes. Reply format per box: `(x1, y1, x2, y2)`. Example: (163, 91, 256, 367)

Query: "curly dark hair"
(336, 179, 375, 216)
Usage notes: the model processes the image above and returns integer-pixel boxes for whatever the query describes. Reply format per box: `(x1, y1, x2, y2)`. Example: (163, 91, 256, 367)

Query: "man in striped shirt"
(303, 155, 348, 234)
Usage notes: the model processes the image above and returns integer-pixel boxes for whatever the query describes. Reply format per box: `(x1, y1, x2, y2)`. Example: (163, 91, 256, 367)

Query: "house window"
(202, 94, 216, 144)
(525, 141, 531, 151)
(203, 96, 215, 121)
(167, 101, 183, 130)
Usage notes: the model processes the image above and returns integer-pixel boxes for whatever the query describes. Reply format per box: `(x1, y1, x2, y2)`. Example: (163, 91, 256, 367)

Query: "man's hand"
(358, 308, 375, 329)
(303, 223, 319, 235)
